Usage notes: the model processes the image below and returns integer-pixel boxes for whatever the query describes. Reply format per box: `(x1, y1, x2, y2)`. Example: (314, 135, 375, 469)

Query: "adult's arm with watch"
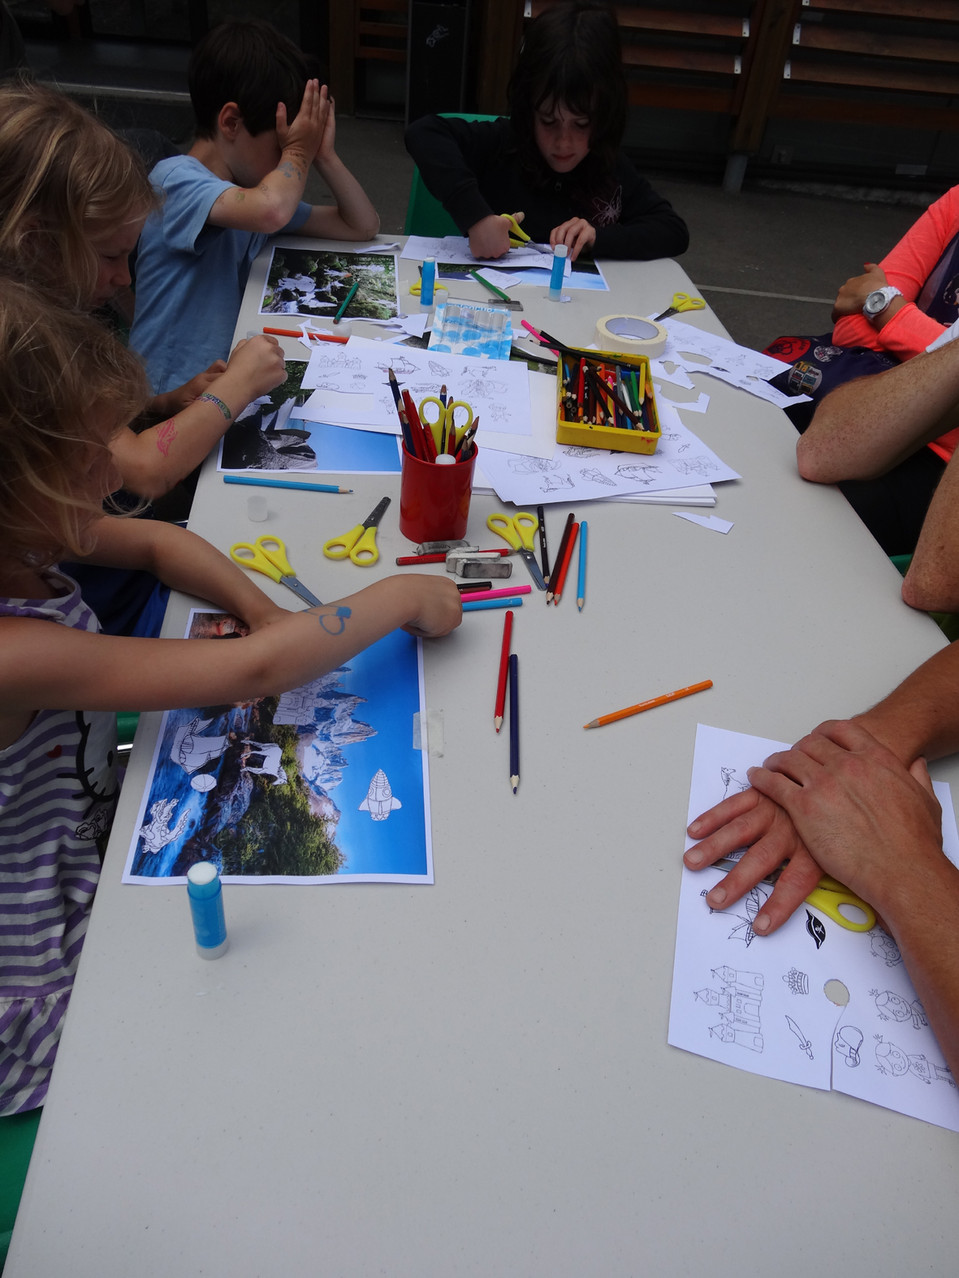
(832, 187, 959, 357)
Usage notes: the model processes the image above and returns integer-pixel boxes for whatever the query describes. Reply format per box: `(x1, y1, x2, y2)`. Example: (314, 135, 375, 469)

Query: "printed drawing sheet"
(479, 395, 740, 505)
(671, 723, 959, 1132)
(296, 335, 534, 444)
(124, 611, 433, 885)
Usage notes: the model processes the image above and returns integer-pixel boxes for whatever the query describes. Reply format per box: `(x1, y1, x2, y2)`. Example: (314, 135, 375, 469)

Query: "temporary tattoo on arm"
(306, 604, 351, 636)
(156, 418, 177, 456)
(277, 160, 303, 182)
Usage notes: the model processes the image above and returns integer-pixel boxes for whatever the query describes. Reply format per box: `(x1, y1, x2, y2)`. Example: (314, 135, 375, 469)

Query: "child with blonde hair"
(0, 79, 286, 503)
(0, 277, 460, 1122)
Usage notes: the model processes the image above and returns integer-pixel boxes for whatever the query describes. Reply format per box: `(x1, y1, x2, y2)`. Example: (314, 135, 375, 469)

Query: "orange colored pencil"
(494, 609, 514, 732)
(549, 521, 579, 606)
(262, 327, 349, 344)
(583, 679, 713, 730)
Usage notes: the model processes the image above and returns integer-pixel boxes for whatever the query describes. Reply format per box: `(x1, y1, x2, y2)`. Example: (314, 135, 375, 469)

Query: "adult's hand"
(831, 262, 886, 322)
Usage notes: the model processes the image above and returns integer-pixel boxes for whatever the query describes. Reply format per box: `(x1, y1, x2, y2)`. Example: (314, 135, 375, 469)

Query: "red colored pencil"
(494, 609, 514, 732)
(546, 513, 575, 604)
(550, 521, 579, 606)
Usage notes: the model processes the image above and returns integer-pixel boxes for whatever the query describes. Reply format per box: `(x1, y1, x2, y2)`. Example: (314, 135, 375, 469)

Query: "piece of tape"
(594, 314, 668, 358)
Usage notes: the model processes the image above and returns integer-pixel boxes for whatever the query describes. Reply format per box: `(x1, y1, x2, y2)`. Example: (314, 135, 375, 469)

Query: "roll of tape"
(594, 314, 667, 358)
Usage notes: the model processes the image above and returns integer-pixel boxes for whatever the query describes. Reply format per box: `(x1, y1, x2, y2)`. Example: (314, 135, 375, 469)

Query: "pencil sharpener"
(416, 539, 473, 555)
(446, 551, 513, 578)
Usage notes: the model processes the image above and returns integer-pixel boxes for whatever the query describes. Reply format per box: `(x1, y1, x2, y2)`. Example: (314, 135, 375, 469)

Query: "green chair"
(0, 1108, 41, 1272)
(403, 113, 500, 237)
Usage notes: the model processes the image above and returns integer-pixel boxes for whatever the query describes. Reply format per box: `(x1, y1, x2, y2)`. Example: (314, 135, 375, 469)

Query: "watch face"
(864, 289, 888, 317)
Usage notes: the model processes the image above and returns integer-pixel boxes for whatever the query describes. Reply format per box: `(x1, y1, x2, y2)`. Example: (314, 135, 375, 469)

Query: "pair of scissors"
(418, 393, 475, 452)
(714, 855, 876, 933)
(499, 212, 552, 255)
(654, 291, 706, 321)
(487, 511, 547, 590)
(230, 535, 322, 607)
(323, 496, 391, 566)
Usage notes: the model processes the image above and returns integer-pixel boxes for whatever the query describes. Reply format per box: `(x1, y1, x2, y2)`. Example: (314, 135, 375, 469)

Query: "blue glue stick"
(420, 258, 435, 306)
(549, 244, 568, 300)
(187, 862, 229, 959)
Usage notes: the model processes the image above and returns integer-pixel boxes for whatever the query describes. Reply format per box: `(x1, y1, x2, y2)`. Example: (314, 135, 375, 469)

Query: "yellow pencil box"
(555, 349, 661, 455)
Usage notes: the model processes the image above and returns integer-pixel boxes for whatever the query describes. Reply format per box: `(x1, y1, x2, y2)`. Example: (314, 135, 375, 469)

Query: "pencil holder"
(556, 348, 661, 455)
(399, 445, 477, 543)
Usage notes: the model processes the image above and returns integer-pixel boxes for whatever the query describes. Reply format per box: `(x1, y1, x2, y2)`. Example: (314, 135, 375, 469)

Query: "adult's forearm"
(855, 641, 959, 763)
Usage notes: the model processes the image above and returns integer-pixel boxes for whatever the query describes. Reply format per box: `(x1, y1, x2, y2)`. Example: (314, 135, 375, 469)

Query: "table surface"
(8, 241, 958, 1277)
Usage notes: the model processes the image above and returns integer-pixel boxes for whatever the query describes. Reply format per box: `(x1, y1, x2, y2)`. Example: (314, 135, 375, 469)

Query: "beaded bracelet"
(198, 392, 232, 421)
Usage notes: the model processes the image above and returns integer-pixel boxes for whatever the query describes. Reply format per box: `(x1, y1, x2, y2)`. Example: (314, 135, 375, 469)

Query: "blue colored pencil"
(577, 520, 588, 611)
(224, 475, 352, 494)
(462, 597, 525, 612)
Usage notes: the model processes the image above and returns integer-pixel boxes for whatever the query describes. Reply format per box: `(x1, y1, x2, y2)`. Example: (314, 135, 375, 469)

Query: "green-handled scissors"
(654, 291, 706, 321)
(714, 856, 876, 933)
(323, 496, 391, 566)
(487, 511, 547, 590)
(230, 535, 323, 607)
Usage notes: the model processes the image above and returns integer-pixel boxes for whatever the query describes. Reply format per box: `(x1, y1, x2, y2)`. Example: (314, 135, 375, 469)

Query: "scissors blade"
(281, 575, 323, 608)
(362, 496, 391, 529)
(518, 549, 547, 590)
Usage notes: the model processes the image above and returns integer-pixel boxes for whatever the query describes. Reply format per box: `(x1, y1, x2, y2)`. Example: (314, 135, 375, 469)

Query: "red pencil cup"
(399, 445, 477, 543)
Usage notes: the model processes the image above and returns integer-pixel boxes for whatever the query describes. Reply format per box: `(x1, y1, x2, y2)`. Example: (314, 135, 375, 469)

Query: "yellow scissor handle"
(230, 539, 284, 583)
(487, 510, 538, 553)
(805, 885, 876, 933)
(323, 523, 379, 566)
(253, 535, 296, 578)
(499, 212, 529, 246)
(671, 291, 705, 313)
(418, 396, 448, 430)
(409, 280, 449, 297)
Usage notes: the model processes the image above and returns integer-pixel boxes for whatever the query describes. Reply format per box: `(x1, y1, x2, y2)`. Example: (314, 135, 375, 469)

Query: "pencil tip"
(494, 716, 503, 732)
(511, 778, 518, 794)
(584, 721, 597, 729)
(577, 599, 584, 611)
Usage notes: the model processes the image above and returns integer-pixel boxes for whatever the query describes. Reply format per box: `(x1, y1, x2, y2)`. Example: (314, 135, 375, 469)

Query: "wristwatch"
(862, 285, 902, 320)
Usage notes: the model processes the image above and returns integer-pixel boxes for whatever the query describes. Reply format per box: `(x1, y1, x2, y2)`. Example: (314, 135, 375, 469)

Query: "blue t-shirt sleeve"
(151, 157, 234, 257)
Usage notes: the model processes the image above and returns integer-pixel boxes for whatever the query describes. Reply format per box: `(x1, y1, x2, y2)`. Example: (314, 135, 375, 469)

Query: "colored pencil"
(577, 519, 588, 611)
(550, 520, 579, 607)
(508, 652, 520, 794)
(224, 475, 352, 494)
(457, 581, 492, 593)
(333, 278, 359, 324)
(494, 609, 514, 732)
(463, 598, 524, 613)
(387, 366, 403, 409)
(583, 679, 713, 730)
(262, 327, 349, 344)
(546, 512, 575, 604)
(469, 269, 510, 302)
(460, 584, 531, 603)
(536, 504, 550, 583)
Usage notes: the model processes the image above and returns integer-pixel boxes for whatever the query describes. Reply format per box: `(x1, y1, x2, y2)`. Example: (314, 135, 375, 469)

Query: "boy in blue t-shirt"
(131, 18, 380, 395)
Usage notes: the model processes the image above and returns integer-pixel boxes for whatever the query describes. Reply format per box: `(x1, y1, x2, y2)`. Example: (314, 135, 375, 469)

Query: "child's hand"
(151, 361, 228, 416)
(276, 78, 325, 168)
(221, 335, 287, 400)
(468, 214, 513, 261)
(399, 575, 463, 638)
(314, 89, 337, 165)
(550, 217, 596, 262)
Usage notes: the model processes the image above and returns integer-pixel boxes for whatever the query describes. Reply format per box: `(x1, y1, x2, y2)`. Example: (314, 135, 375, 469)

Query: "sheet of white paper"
(672, 723, 959, 1132)
(402, 234, 550, 269)
(652, 317, 812, 408)
(479, 396, 740, 505)
(674, 512, 733, 533)
(297, 335, 532, 440)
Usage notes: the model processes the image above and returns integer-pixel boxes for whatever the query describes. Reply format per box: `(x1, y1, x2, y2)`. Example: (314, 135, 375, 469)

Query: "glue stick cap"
(434, 453, 456, 465)
(187, 861, 228, 959)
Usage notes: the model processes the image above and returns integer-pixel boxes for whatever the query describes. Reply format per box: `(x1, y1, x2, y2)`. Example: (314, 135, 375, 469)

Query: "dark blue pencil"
(509, 652, 519, 795)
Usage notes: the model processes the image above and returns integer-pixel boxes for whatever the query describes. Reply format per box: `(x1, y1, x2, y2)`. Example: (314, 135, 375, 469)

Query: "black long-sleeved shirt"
(405, 114, 689, 261)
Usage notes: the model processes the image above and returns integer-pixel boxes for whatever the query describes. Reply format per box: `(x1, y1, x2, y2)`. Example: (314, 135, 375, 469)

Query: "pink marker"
(459, 584, 532, 603)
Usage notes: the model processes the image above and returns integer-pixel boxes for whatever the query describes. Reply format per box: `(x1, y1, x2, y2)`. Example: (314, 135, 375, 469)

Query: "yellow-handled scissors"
(499, 212, 552, 255)
(230, 535, 323, 607)
(715, 856, 876, 933)
(654, 291, 706, 321)
(487, 511, 547, 590)
(323, 496, 391, 566)
(409, 279, 449, 298)
(418, 393, 475, 452)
